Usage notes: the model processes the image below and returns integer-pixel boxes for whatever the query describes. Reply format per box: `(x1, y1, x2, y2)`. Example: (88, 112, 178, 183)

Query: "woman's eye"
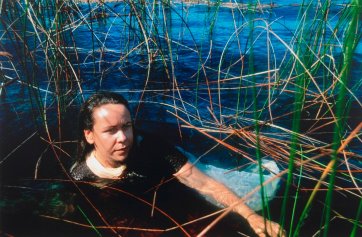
(106, 128, 118, 134)
(123, 123, 132, 129)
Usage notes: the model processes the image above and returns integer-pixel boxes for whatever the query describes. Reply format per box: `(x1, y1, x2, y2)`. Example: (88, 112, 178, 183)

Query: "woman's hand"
(247, 213, 286, 237)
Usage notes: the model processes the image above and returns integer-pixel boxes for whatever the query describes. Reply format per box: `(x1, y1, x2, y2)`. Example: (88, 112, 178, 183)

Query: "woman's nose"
(116, 130, 127, 142)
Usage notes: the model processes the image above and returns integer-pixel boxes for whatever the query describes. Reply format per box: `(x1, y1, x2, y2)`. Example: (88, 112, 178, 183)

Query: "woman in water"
(70, 91, 285, 237)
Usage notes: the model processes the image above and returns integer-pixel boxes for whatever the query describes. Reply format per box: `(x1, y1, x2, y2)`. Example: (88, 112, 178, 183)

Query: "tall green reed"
(323, 0, 361, 236)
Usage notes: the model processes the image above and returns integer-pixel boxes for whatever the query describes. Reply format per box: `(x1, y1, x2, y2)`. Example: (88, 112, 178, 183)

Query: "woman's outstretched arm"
(174, 162, 285, 237)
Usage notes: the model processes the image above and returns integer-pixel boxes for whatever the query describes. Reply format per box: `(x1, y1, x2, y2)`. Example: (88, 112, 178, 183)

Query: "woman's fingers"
(248, 214, 286, 237)
(265, 221, 286, 237)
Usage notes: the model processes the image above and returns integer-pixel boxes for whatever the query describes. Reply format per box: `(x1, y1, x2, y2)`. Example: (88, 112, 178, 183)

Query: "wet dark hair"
(77, 91, 131, 162)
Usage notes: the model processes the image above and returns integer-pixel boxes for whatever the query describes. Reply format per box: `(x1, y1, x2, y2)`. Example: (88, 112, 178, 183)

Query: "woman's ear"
(84, 130, 94, 144)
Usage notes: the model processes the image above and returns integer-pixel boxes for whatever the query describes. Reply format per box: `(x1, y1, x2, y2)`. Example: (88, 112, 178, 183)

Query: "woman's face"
(84, 103, 133, 168)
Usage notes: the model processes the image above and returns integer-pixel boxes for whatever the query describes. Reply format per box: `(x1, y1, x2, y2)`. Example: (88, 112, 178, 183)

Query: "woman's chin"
(112, 154, 128, 163)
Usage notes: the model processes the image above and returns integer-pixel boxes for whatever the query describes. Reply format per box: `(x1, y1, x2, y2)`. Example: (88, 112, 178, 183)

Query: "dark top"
(68, 131, 248, 236)
(70, 130, 188, 193)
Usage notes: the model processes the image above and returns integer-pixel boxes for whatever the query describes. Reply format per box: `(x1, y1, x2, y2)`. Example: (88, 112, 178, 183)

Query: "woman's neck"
(86, 151, 126, 179)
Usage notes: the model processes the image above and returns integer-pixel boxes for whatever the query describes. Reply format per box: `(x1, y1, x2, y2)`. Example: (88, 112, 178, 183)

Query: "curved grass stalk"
(262, 27, 336, 121)
(126, 1, 152, 118)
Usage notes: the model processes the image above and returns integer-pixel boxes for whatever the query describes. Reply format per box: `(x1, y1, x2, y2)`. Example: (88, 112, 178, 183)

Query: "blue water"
(1, 0, 360, 171)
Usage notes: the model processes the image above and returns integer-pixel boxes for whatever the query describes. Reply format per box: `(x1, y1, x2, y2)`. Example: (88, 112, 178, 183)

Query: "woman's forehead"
(93, 104, 131, 122)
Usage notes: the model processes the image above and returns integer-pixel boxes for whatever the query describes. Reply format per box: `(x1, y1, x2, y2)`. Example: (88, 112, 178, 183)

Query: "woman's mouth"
(115, 147, 128, 153)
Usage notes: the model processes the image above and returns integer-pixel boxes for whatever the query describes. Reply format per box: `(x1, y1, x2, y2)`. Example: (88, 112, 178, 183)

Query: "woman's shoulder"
(70, 161, 97, 181)
(131, 128, 188, 174)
